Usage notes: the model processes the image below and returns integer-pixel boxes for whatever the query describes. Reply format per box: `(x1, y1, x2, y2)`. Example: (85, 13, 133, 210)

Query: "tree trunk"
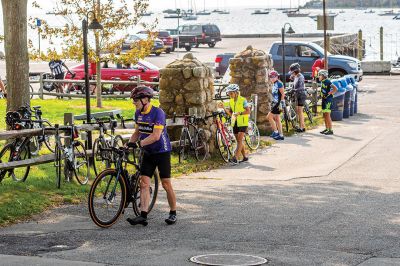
(95, 0, 102, 108)
(1, 0, 29, 112)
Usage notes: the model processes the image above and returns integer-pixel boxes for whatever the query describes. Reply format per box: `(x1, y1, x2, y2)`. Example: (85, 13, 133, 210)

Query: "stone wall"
(229, 46, 273, 133)
(159, 53, 217, 152)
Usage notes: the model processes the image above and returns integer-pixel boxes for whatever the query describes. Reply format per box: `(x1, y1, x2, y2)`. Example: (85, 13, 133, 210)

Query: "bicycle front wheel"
(178, 129, 189, 163)
(194, 129, 208, 161)
(216, 129, 230, 163)
(245, 120, 260, 150)
(73, 141, 89, 185)
(29, 85, 34, 99)
(43, 121, 56, 153)
(304, 101, 314, 124)
(0, 144, 13, 183)
(88, 169, 127, 228)
(132, 170, 159, 216)
(93, 138, 111, 177)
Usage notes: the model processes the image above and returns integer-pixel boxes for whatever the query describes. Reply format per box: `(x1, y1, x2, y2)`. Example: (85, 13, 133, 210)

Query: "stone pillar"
(159, 53, 217, 152)
(229, 46, 273, 133)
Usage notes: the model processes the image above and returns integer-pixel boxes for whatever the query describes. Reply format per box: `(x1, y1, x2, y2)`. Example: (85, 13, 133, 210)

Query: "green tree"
(31, 0, 157, 107)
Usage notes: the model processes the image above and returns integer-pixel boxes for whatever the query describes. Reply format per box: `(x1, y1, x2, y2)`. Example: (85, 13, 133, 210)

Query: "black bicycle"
(53, 124, 89, 188)
(176, 114, 208, 163)
(88, 146, 159, 228)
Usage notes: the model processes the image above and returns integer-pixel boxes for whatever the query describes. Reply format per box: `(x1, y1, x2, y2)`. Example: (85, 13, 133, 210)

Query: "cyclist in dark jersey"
(126, 86, 177, 226)
(318, 69, 337, 135)
(267, 70, 285, 140)
(289, 63, 307, 133)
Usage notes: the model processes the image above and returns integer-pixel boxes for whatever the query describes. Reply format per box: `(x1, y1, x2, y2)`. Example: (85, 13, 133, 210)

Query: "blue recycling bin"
(330, 79, 346, 121)
(339, 78, 353, 119)
(346, 75, 359, 114)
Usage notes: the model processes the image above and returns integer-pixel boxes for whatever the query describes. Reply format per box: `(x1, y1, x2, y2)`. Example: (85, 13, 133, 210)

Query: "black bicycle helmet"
(130, 86, 154, 99)
(289, 63, 301, 73)
(5, 111, 22, 127)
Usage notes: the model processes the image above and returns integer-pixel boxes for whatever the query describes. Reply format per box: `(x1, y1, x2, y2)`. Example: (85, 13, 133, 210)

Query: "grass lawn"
(0, 98, 275, 226)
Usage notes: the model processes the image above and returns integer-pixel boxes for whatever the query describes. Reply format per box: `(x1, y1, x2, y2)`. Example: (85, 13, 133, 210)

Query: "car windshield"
(158, 31, 170, 37)
(308, 42, 332, 56)
(138, 60, 160, 70)
(130, 34, 148, 40)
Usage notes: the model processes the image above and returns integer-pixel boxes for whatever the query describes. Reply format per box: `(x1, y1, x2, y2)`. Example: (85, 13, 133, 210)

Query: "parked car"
(180, 23, 221, 48)
(122, 34, 164, 56)
(215, 53, 235, 77)
(64, 60, 160, 93)
(165, 29, 197, 51)
(269, 41, 363, 81)
(137, 30, 174, 53)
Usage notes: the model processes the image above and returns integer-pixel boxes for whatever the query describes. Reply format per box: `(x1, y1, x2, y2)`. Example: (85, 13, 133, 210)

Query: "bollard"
(358, 29, 363, 61)
(380, 27, 384, 61)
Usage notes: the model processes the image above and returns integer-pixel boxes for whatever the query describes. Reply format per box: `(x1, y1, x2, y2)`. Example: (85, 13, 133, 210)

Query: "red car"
(65, 60, 160, 93)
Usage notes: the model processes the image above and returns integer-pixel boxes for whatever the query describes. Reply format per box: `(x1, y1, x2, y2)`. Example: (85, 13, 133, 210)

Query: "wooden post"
(380, 27, 384, 61)
(358, 29, 363, 61)
(39, 73, 44, 99)
(323, 0, 328, 70)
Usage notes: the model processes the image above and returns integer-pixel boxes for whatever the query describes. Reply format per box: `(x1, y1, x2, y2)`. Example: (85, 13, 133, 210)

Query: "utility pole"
(323, 0, 328, 70)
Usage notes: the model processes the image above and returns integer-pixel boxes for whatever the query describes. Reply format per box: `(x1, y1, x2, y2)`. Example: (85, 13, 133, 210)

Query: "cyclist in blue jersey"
(318, 69, 337, 135)
(126, 86, 177, 226)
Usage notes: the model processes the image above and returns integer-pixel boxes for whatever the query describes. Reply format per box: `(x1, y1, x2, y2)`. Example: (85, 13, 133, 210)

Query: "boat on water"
(282, 8, 298, 13)
(394, 14, 400, 19)
(163, 9, 178, 14)
(140, 12, 153, 16)
(364, 9, 375, 14)
(182, 14, 198, 20)
(287, 10, 310, 17)
(355, 7, 367, 10)
(218, 10, 230, 14)
(164, 14, 182, 19)
(252, 9, 270, 15)
(197, 10, 211, 15)
(378, 10, 400, 16)
(339, 10, 345, 13)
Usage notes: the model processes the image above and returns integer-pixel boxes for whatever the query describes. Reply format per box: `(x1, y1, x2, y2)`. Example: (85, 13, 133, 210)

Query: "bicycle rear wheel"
(282, 107, 290, 132)
(88, 169, 127, 228)
(178, 129, 189, 163)
(245, 120, 260, 150)
(194, 129, 208, 161)
(11, 144, 31, 182)
(132, 170, 159, 216)
(73, 141, 89, 185)
(29, 85, 34, 99)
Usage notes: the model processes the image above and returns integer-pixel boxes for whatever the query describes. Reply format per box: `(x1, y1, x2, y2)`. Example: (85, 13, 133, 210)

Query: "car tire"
(330, 70, 346, 77)
(208, 42, 216, 48)
(166, 48, 171, 54)
(171, 46, 176, 52)
(185, 46, 192, 51)
(155, 52, 161, 56)
(195, 44, 199, 48)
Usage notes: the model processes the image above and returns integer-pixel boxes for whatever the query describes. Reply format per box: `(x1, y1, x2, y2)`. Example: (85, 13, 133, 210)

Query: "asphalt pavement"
(1, 75, 400, 266)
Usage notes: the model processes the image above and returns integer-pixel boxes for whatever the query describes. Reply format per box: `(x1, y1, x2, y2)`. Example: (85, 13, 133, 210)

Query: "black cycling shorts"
(296, 91, 307, 107)
(55, 73, 65, 80)
(271, 102, 281, 115)
(233, 124, 247, 134)
(141, 151, 171, 179)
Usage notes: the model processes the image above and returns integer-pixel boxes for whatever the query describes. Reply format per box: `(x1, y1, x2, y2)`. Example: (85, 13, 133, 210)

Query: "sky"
(148, 0, 310, 10)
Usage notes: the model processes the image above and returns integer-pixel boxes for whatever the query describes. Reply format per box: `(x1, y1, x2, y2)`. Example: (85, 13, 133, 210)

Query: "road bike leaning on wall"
(175, 114, 208, 163)
(88, 146, 159, 228)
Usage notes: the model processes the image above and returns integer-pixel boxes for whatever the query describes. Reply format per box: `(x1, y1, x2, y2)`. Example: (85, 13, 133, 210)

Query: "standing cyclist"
(49, 59, 71, 95)
(289, 63, 306, 133)
(318, 69, 337, 135)
(267, 70, 285, 140)
(126, 86, 177, 226)
(223, 84, 251, 164)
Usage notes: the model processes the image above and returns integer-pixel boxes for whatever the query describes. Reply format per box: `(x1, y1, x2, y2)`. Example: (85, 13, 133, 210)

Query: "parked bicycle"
(245, 102, 260, 150)
(53, 124, 89, 188)
(90, 118, 124, 176)
(174, 114, 208, 163)
(88, 146, 159, 228)
(0, 111, 33, 183)
(204, 111, 237, 163)
(2, 82, 34, 99)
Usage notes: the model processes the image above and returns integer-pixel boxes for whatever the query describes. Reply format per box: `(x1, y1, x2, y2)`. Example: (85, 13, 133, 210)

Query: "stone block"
(193, 67, 206, 78)
(182, 67, 192, 79)
(184, 79, 203, 91)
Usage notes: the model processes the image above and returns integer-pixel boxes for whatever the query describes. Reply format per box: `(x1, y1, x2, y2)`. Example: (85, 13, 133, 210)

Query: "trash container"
(339, 78, 352, 119)
(330, 79, 346, 121)
(346, 75, 359, 114)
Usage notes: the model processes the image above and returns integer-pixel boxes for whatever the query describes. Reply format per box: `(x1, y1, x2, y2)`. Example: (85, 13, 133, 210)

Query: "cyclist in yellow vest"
(223, 84, 251, 164)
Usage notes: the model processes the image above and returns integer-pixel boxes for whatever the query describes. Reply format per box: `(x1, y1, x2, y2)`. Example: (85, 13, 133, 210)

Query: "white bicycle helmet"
(225, 83, 240, 93)
(318, 69, 329, 78)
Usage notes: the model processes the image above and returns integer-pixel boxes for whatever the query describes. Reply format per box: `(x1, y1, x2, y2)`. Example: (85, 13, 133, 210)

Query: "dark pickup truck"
(165, 29, 197, 51)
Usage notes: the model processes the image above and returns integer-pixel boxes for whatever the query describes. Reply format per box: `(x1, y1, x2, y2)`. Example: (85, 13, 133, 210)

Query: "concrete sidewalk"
(0, 76, 400, 266)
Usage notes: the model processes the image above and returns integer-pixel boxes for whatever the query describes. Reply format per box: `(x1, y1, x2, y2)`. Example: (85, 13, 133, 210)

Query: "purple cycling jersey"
(135, 105, 171, 154)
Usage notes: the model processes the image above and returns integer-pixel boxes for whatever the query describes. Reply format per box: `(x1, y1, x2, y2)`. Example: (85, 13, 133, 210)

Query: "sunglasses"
(132, 98, 141, 103)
